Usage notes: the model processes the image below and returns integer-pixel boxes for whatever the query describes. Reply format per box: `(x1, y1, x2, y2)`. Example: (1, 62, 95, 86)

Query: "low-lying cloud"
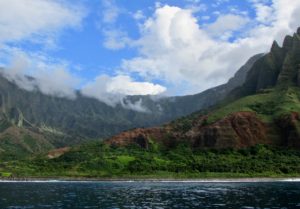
(81, 74, 166, 109)
(1, 50, 165, 112)
(2, 51, 79, 99)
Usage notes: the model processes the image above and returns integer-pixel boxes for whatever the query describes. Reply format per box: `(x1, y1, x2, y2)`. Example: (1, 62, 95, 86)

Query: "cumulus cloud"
(120, 1, 300, 95)
(0, 0, 164, 112)
(0, 0, 85, 45)
(0, 0, 89, 100)
(2, 0, 300, 111)
(0, 0, 86, 98)
(81, 74, 166, 109)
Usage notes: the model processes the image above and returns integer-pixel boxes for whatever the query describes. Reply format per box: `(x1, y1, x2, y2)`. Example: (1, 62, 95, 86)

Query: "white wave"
(0, 178, 300, 183)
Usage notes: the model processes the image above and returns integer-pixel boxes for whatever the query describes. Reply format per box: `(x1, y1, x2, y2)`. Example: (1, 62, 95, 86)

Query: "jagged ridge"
(106, 27, 300, 150)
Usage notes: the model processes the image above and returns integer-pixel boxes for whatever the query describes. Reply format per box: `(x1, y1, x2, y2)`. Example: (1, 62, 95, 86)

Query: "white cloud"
(102, 29, 132, 50)
(133, 10, 146, 20)
(121, 98, 149, 112)
(0, 0, 85, 99)
(206, 14, 249, 39)
(155, 2, 163, 8)
(119, 1, 300, 95)
(0, 0, 85, 44)
(213, 0, 229, 6)
(81, 75, 166, 108)
(2, 49, 79, 98)
(101, 0, 120, 24)
(201, 16, 211, 20)
(100, 0, 133, 51)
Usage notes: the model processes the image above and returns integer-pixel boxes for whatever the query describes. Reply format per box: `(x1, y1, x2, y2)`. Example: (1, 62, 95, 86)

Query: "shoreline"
(1, 177, 300, 183)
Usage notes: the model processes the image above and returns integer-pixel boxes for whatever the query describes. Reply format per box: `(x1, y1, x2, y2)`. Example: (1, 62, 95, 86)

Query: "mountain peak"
(271, 40, 281, 53)
(271, 40, 279, 48)
(283, 35, 293, 49)
(297, 27, 300, 35)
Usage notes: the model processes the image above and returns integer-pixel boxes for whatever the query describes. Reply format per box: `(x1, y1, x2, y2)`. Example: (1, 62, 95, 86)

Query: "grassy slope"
(2, 87, 300, 179)
(207, 86, 300, 124)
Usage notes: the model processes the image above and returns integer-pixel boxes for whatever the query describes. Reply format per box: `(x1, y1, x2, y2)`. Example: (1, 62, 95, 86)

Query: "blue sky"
(0, 0, 299, 107)
(42, 0, 256, 78)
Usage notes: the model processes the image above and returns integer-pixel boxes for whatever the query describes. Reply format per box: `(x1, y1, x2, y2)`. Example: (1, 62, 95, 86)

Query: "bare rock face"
(106, 127, 166, 149)
(277, 112, 300, 149)
(47, 147, 70, 159)
(187, 112, 269, 149)
(106, 112, 273, 150)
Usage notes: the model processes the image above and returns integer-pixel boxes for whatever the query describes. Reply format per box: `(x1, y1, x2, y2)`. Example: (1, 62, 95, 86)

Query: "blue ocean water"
(0, 181, 300, 209)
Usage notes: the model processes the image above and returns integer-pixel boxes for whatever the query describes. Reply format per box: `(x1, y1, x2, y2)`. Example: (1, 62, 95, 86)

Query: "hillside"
(106, 28, 300, 150)
(2, 29, 300, 179)
(0, 53, 261, 156)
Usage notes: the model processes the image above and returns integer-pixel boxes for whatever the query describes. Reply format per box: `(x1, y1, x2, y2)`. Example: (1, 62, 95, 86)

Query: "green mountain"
(106, 28, 300, 150)
(0, 53, 261, 158)
(2, 28, 300, 179)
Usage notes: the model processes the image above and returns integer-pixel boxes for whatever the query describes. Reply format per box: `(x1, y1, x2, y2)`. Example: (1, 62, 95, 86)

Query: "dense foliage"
(2, 142, 300, 179)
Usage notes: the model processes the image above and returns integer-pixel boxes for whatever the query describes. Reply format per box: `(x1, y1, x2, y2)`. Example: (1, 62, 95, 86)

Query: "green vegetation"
(3, 87, 300, 179)
(207, 87, 300, 124)
(1, 141, 300, 179)
(0, 119, 10, 132)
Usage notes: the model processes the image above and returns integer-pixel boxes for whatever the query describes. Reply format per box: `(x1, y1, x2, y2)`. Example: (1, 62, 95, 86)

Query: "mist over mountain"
(10, 28, 300, 180)
(0, 52, 261, 157)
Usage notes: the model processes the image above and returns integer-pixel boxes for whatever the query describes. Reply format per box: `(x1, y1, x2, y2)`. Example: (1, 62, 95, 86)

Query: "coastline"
(1, 177, 300, 183)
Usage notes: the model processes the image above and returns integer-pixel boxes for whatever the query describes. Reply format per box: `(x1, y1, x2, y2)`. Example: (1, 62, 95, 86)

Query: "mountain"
(3, 29, 300, 179)
(232, 28, 300, 98)
(0, 53, 261, 156)
(106, 28, 300, 150)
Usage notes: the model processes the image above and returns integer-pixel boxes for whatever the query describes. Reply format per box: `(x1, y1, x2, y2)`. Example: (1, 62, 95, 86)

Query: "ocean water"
(0, 180, 300, 209)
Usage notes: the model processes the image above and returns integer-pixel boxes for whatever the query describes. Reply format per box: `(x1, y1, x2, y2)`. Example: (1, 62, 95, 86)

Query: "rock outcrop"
(106, 112, 273, 150)
(233, 27, 300, 98)
(277, 112, 300, 149)
(106, 127, 166, 149)
(47, 147, 71, 159)
(187, 112, 269, 149)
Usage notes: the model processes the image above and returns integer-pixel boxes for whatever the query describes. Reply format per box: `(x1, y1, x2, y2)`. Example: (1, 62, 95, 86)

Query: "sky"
(0, 0, 300, 107)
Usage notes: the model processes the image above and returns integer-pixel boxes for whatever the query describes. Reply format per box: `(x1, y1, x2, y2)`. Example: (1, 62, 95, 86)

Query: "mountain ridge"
(106, 27, 300, 150)
(0, 53, 261, 156)
(3, 29, 300, 179)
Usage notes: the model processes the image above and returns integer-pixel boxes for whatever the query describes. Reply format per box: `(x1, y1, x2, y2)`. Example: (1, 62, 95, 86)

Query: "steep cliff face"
(167, 53, 263, 115)
(276, 112, 300, 149)
(106, 28, 300, 150)
(106, 109, 300, 150)
(187, 112, 269, 149)
(106, 112, 270, 149)
(234, 28, 300, 98)
(106, 128, 166, 149)
(0, 53, 261, 148)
